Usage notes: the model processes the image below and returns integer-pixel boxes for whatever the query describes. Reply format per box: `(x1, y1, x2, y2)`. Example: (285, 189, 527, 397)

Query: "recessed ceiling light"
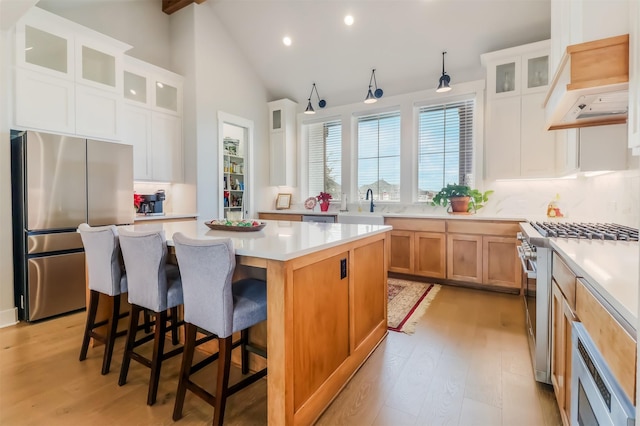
(282, 36, 292, 46)
(130, 89, 136, 95)
(156, 82, 164, 88)
(344, 15, 354, 26)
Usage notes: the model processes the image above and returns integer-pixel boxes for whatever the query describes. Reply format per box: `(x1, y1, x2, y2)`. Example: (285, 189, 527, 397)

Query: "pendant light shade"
(436, 51, 452, 93)
(364, 69, 383, 104)
(304, 83, 326, 114)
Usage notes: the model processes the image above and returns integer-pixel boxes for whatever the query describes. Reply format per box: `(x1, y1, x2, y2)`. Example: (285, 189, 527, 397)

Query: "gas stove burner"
(530, 222, 639, 242)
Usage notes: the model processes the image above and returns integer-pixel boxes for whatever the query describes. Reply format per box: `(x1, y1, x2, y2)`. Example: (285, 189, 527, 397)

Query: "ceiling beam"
(162, 0, 207, 15)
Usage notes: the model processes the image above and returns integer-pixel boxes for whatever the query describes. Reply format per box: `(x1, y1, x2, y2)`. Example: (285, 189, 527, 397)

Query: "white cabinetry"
(629, 0, 640, 155)
(122, 56, 183, 182)
(13, 7, 130, 141)
(482, 40, 556, 180)
(268, 99, 297, 186)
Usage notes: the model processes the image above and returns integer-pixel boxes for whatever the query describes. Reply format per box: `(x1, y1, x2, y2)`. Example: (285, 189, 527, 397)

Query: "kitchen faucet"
(365, 189, 375, 212)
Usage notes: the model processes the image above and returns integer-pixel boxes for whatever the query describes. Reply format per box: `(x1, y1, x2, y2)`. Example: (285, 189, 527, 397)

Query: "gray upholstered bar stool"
(117, 227, 184, 406)
(78, 223, 128, 375)
(171, 233, 267, 426)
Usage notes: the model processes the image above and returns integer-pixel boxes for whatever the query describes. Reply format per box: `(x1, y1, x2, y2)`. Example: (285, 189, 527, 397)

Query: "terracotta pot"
(320, 202, 330, 212)
(449, 196, 470, 213)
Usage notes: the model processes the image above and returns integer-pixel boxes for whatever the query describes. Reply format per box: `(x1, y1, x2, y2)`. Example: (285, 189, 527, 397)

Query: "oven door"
(517, 244, 537, 337)
(570, 322, 635, 426)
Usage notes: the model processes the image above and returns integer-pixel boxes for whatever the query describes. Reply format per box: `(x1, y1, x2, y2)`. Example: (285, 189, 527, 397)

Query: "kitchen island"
(122, 220, 391, 425)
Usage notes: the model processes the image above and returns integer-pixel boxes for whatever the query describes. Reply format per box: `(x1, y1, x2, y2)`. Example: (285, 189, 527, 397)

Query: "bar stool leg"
(119, 304, 141, 386)
(147, 310, 167, 406)
(101, 293, 121, 375)
(80, 290, 100, 362)
(170, 306, 179, 345)
(173, 323, 197, 421)
(213, 336, 233, 426)
(241, 328, 249, 375)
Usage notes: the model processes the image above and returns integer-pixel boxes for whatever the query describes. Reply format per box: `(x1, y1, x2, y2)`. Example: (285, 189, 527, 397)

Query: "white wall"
(0, 27, 17, 326)
(170, 2, 269, 221)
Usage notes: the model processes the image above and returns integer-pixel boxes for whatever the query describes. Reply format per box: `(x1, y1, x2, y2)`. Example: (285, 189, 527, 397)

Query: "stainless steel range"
(517, 221, 639, 384)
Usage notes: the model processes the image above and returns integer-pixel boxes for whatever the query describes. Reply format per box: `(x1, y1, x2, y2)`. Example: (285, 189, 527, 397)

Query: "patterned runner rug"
(387, 278, 441, 334)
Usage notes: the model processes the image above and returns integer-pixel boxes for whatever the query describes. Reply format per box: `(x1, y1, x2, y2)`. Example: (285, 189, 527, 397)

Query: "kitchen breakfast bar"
(122, 220, 392, 425)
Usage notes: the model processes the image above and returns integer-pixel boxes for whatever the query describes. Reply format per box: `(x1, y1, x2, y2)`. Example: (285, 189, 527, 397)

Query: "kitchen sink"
(337, 213, 385, 225)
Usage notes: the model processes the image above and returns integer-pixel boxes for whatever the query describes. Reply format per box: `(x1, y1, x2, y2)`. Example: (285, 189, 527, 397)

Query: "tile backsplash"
(482, 170, 640, 227)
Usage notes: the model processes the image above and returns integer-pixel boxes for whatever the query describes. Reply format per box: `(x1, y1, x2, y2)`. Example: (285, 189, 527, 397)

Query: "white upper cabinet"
(13, 7, 131, 141)
(629, 0, 640, 155)
(485, 44, 549, 99)
(122, 56, 184, 182)
(16, 13, 74, 78)
(268, 99, 297, 187)
(482, 40, 556, 180)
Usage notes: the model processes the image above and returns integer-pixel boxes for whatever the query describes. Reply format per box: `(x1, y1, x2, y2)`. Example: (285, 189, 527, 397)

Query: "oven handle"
(517, 245, 537, 279)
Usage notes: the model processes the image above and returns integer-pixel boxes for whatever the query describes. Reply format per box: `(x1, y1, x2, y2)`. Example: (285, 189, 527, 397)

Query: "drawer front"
(552, 253, 577, 311)
(258, 213, 303, 221)
(575, 279, 636, 404)
(446, 220, 519, 236)
(384, 218, 445, 232)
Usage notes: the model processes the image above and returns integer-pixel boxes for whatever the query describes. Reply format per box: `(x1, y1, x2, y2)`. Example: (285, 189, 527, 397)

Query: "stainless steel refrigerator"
(11, 130, 134, 321)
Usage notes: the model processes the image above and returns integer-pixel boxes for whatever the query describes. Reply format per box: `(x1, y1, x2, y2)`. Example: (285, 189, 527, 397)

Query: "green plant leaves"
(430, 184, 493, 211)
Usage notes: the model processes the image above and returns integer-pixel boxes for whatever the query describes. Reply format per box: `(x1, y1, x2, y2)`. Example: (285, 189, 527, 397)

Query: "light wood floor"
(0, 285, 561, 425)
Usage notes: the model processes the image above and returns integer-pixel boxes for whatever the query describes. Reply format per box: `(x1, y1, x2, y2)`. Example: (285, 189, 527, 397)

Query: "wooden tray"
(204, 221, 266, 232)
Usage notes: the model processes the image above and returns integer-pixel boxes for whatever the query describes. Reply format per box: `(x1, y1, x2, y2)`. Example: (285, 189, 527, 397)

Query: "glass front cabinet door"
(486, 49, 549, 98)
(522, 51, 549, 94)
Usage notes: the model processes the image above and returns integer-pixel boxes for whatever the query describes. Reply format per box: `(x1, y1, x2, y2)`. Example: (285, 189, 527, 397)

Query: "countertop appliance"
(11, 130, 134, 321)
(137, 190, 165, 215)
(570, 322, 635, 425)
(517, 221, 639, 384)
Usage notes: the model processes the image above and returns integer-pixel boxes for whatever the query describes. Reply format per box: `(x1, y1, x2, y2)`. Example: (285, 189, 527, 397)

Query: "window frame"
(302, 116, 343, 201)
(354, 109, 402, 203)
(415, 96, 476, 202)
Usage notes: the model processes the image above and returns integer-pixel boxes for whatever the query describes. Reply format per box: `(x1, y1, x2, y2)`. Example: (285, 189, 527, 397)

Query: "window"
(307, 119, 342, 199)
(417, 99, 474, 201)
(357, 112, 401, 201)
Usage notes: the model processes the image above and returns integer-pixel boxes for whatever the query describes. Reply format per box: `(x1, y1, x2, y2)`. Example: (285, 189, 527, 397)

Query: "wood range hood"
(543, 34, 629, 130)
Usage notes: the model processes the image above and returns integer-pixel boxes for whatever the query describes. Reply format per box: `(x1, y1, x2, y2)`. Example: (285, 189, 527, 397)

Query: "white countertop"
(121, 220, 391, 261)
(550, 238, 639, 330)
(260, 210, 526, 222)
(134, 213, 198, 221)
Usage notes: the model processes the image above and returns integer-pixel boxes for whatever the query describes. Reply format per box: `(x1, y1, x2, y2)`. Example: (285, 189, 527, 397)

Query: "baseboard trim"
(0, 307, 18, 328)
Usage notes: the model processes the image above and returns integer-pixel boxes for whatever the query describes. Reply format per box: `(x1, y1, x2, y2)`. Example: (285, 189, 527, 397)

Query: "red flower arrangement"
(316, 192, 332, 212)
(133, 193, 143, 210)
(316, 192, 332, 203)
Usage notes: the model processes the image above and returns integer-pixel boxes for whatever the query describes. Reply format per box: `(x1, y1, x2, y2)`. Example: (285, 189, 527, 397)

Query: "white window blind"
(417, 99, 475, 201)
(357, 111, 401, 201)
(307, 119, 342, 199)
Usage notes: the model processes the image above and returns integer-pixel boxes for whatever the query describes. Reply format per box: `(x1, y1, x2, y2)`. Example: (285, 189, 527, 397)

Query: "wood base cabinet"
(447, 234, 482, 283)
(386, 218, 446, 279)
(551, 281, 576, 426)
(446, 221, 521, 291)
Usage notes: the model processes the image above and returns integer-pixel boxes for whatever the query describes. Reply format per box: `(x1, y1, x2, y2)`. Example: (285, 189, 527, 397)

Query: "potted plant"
(430, 184, 493, 213)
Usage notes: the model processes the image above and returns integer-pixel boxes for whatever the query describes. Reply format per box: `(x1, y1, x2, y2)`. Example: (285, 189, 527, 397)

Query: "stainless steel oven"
(517, 221, 638, 385)
(571, 322, 635, 425)
(517, 223, 552, 384)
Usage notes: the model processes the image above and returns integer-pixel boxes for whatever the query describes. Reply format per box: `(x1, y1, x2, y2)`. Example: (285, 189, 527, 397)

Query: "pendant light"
(364, 69, 383, 104)
(304, 83, 327, 115)
(436, 51, 452, 93)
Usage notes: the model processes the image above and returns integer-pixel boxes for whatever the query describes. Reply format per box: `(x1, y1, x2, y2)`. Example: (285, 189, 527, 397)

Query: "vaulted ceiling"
(208, 0, 551, 108)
